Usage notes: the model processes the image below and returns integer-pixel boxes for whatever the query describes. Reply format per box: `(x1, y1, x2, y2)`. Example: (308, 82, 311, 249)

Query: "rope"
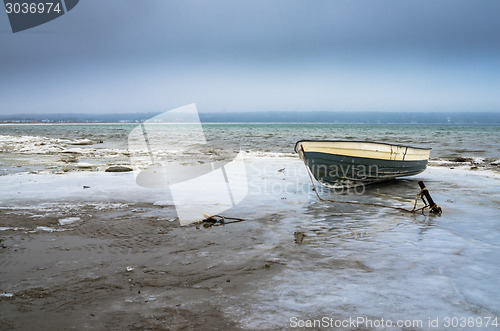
(199, 153, 436, 227)
(303, 159, 429, 214)
(199, 214, 247, 227)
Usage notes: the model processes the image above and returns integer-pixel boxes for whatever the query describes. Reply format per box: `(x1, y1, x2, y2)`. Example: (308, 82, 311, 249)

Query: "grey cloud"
(1, 0, 499, 113)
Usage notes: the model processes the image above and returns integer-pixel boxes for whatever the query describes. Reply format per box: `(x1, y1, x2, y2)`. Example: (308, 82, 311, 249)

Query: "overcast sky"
(1, 0, 500, 114)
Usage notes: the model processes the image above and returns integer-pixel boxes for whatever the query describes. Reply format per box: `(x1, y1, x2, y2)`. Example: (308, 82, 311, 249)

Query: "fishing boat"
(295, 140, 431, 187)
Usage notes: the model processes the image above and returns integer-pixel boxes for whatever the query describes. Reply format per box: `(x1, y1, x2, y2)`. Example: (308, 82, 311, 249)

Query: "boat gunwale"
(294, 139, 432, 153)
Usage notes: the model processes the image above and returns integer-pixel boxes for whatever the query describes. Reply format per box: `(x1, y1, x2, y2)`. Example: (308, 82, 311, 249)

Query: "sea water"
(1, 123, 499, 159)
(1, 123, 499, 329)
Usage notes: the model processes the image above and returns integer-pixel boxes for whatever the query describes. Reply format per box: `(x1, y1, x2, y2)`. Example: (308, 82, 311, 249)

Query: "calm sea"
(1, 123, 499, 160)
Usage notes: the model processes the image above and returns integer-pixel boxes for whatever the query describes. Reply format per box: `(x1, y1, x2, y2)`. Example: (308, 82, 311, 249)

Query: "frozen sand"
(1, 157, 499, 330)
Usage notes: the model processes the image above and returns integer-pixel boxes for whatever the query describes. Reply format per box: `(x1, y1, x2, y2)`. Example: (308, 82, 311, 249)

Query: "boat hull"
(295, 140, 430, 187)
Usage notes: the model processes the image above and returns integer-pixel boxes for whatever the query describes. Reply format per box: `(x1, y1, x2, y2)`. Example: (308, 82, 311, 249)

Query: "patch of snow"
(58, 217, 81, 226)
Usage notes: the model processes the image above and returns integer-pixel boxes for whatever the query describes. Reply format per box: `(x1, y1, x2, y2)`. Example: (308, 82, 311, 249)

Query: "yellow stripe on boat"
(296, 141, 430, 161)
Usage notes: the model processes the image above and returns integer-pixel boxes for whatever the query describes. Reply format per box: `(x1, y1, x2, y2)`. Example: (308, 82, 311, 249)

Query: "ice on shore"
(0, 227, 25, 231)
(76, 163, 94, 169)
(0, 154, 499, 328)
(58, 217, 81, 226)
(0, 135, 97, 153)
(153, 200, 175, 207)
(0, 293, 14, 298)
(70, 139, 94, 145)
(36, 226, 66, 232)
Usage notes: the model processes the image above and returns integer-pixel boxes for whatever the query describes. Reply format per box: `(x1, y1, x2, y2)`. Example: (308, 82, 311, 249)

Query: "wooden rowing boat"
(295, 140, 431, 187)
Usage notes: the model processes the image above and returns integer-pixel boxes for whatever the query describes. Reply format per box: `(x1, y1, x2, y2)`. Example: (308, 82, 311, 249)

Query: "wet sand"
(0, 201, 286, 330)
(1, 162, 500, 330)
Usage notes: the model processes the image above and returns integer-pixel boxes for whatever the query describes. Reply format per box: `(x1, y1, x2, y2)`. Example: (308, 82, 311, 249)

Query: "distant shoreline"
(1, 122, 500, 126)
(2, 123, 500, 126)
(1, 111, 499, 124)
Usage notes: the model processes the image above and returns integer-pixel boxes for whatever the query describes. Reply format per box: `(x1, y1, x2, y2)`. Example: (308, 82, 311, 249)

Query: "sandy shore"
(1, 199, 289, 330)
(1, 162, 500, 330)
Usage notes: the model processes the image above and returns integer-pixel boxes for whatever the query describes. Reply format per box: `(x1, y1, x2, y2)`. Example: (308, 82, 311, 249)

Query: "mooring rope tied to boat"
(303, 162, 442, 215)
(199, 161, 441, 228)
